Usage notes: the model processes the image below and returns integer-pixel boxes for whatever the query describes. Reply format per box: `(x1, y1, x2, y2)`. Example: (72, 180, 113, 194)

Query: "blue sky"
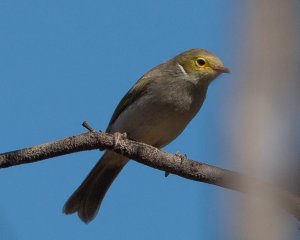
(0, 1, 246, 239)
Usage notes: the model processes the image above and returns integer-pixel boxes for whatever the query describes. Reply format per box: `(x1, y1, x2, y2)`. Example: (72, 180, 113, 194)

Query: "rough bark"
(1, 130, 300, 222)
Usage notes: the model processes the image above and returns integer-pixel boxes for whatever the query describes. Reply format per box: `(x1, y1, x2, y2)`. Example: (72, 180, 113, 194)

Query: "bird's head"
(175, 49, 229, 83)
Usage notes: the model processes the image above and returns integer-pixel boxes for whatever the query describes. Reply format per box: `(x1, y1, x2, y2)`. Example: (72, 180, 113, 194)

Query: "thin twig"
(82, 121, 95, 132)
(0, 130, 300, 221)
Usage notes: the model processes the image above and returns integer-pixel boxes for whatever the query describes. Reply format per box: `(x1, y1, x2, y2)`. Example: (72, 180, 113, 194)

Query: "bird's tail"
(63, 151, 128, 223)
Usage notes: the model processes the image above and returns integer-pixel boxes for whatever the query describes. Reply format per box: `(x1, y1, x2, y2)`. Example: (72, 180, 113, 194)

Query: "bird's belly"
(108, 95, 201, 148)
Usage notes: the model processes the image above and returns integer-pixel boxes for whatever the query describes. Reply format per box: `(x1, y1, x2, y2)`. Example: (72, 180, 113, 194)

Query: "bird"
(63, 49, 229, 223)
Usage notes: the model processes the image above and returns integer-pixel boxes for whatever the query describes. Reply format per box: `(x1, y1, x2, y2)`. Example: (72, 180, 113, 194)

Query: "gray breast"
(109, 78, 208, 147)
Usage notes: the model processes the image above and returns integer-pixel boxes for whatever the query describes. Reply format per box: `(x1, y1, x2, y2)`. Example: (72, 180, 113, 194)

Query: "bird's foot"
(113, 132, 128, 148)
(175, 151, 188, 164)
(165, 152, 187, 177)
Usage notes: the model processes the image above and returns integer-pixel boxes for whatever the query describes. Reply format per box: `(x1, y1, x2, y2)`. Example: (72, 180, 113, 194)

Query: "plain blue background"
(0, 1, 246, 239)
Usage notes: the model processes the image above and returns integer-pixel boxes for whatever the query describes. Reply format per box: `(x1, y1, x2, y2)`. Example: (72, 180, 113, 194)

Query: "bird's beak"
(214, 66, 230, 74)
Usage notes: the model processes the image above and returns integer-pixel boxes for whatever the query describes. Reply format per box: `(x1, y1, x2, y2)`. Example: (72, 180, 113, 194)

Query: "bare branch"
(1, 130, 300, 221)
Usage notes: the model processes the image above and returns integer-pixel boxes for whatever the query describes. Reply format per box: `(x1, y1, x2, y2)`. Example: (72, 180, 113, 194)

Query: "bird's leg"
(113, 132, 128, 148)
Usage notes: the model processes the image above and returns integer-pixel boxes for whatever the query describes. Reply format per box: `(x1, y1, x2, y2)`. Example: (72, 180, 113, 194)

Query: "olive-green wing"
(106, 75, 153, 130)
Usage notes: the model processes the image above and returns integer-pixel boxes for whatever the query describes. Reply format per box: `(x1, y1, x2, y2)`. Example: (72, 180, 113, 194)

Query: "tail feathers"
(63, 151, 128, 223)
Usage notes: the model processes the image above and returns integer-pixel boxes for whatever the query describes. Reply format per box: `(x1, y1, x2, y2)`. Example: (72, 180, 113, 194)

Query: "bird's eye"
(196, 58, 206, 66)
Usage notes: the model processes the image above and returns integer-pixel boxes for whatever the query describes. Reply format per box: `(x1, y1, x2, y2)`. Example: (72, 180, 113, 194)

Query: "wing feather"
(106, 62, 167, 130)
(106, 74, 153, 130)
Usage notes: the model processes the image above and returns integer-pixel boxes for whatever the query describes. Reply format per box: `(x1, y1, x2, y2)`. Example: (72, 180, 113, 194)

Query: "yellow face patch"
(181, 56, 213, 74)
